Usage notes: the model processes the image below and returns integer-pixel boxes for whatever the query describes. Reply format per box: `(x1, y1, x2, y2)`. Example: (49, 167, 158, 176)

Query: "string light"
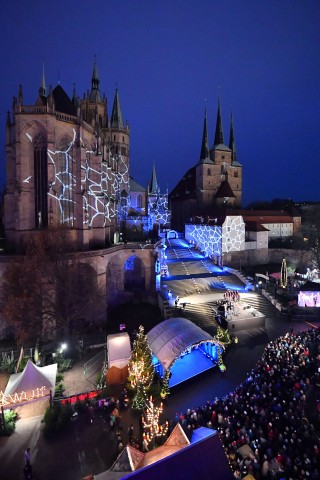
(142, 396, 168, 448)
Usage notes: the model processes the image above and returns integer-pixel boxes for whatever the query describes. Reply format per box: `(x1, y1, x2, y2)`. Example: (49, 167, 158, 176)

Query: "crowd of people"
(171, 328, 320, 479)
(99, 327, 320, 479)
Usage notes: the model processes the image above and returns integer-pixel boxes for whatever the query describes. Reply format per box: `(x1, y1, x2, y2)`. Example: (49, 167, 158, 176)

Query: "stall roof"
(107, 333, 132, 369)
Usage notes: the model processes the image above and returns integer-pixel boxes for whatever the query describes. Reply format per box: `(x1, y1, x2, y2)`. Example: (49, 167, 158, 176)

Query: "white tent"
(107, 333, 132, 384)
(4, 359, 57, 403)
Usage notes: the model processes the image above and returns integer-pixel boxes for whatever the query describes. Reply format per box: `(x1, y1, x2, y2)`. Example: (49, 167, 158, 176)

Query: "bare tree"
(1, 227, 104, 345)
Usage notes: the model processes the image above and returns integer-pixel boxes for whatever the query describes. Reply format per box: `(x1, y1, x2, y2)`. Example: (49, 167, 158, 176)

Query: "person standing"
(128, 424, 134, 443)
(25, 448, 31, 465)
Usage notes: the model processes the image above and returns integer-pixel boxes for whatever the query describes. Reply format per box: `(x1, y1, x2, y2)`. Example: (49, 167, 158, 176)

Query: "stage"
(169, 349, 216, 388)
(224, 303, 266, 332)
(170, 290, 266, 332)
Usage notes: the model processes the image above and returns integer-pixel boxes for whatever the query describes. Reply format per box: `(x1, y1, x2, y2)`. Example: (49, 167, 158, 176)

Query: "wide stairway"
(236, 291, 277, 318)
(161, 239, 277, 334)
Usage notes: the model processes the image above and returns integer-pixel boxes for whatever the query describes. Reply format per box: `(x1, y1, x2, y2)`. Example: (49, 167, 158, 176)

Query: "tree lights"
(142, 396, 168, 448)
(128, 325, 154, 410)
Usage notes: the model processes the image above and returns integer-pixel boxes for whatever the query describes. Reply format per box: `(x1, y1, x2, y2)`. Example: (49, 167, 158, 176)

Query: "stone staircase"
(239, 291, 278, 318)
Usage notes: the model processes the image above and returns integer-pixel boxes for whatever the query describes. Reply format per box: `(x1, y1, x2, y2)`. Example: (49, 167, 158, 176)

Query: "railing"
(83, 349, 106, 386)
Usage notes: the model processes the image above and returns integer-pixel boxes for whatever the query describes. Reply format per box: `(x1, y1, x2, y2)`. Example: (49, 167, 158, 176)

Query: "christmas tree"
(160, 370, 170, 399)
(128, 325, 155, 410)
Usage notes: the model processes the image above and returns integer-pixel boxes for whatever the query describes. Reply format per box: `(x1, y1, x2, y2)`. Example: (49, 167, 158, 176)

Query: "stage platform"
(225, 304, 266, 332)
(169, 349, 216, 388)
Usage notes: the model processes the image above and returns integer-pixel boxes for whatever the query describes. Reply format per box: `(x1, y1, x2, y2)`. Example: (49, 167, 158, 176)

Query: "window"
(234, 171, 238, 177)
(207, 168, 211, 176)
(33, 133, 48, 228)
(137, 194, 142, 208)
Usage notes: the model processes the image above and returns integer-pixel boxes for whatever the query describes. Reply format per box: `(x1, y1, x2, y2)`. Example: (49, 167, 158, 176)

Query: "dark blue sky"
(1, 0, 320, 206)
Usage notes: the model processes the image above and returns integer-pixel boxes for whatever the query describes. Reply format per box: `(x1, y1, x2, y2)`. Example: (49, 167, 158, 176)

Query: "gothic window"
(57, 135, 74, 226)
(234, 171, 238, 177)
(207, 168, 211, 176)
(137, 194, 142, 208)
(33, 133, 48, 228)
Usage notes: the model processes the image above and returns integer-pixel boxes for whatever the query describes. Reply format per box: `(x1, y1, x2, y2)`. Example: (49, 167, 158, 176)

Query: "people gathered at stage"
(171, 328, 320, 479)
(107, 327, 320, 479)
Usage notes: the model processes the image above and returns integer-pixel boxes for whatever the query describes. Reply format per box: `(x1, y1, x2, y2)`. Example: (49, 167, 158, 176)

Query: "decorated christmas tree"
(214, 326, 231, 345)
(160, 370, 170, 399)
(128, 325, 155, 410)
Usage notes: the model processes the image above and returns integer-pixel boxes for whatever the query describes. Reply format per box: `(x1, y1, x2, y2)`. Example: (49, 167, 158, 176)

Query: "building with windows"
(169, 101, 242, 232)
(4, 63, 169, 253)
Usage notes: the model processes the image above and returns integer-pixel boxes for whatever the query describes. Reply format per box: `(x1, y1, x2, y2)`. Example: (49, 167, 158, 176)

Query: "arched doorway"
(124, 255, 145, 292)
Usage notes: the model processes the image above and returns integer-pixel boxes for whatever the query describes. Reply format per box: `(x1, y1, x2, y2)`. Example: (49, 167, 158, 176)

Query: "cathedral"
(4, 63, 170, 253)
(169, 101, 242, 231)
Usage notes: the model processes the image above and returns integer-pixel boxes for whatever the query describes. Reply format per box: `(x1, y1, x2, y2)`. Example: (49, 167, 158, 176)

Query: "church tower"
(169, 99, 243, 231)
(209, 100, 242, 208)
(195, 108, 215, 210)
(4, 61, 130, 252)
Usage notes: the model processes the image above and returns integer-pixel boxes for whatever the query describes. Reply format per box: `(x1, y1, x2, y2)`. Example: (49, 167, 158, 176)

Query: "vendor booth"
(147, 318, 224, 387)
(1, 359, 57, 407)
(106, 332, 132, 384)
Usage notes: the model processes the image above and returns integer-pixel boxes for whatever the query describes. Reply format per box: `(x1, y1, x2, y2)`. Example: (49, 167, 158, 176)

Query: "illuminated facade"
(4, 63, 169, 253)
(185, 215, 246, 264)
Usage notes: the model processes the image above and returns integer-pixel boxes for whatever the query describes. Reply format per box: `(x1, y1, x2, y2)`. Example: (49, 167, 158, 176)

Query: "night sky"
(1, 0, 320, 207)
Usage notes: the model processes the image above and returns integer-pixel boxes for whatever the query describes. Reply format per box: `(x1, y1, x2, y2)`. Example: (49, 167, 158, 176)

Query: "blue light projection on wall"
(185, 216, 245, 258)
(185, 224, 222, 258)
(125, 255, 135, 271)
(222, 216, 245, 252)
(148, 193, 171, 228)
(25, 130, 130, 228)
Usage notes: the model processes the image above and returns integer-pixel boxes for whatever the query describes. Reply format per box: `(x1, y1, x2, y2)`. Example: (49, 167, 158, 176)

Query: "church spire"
(89, 58, 101, 102)
(39, 62, 46, 97)
(110, 88, 124, 128)
(199, 108, 210, 162)
(150, 163, 159, 194)
(229, 112, 237, 164)
(213, 98, 224, 146)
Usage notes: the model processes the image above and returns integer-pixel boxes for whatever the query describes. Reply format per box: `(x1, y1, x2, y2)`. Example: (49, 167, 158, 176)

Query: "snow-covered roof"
(147, 318, 214, 370)
(107, 332, 132, 369)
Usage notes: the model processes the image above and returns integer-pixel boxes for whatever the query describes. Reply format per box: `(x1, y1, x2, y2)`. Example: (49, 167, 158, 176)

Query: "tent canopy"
(147, 318, 214, 370)
(107, 332, 132, 369)
(4, 360, 57, 397)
